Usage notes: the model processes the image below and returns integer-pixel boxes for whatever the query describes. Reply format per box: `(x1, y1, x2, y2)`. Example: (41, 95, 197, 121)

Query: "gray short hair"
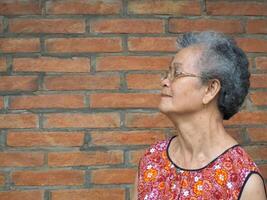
(177, 32, 250, 120)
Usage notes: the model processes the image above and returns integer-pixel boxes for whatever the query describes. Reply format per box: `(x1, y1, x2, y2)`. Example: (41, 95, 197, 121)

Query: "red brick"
(96, 56, 172, 71)
(129, 150, 145, 165)
(7, 131, 84, 147)
(0, 97, 4, 109)
(48, 151, 123, 166)
(0, 76, 38, 92)
(128, 1, 201, 15)
(90, 131, 165, 146)
(247, 128, 267, 142)
(169, 19, 243, 34)
(12, 170, 84, 186)
(0, 191, 43, 200)
(250, 74, 267, 88)
(206, 2, 267, 16)
(45, 38, 122, 53)
(91, 168, 136, 184)
(0, 152, 44, 167)
(256, 57, 267, 70)
(90, 93, 160, 108)
(225, 128, 244, 144)
(13, 57, 90, 72)
(10, 94, 85, 109)
(244, 146, 267, 161)
(46, 0, 122, 15)
(246, 20, 267, 34)
(51, 188, 125, 200)
(0, 57, 7, 71)
(127, 74, 162, 90)
(0, 38, 39, 53)
(250, 91, 267, 106)
(0, 173, 4, 185)
(44, 113, 120, 128)
(9, 19, 85, 33)
(44, 74, 120, 90)
(91, 19, 164, 33)
(258, 164, 267, 179)
(225, 112, 267, 126)
(128, 37, 177, 52)
(0, 0, 41, 15)
(236, 38, 267, 53)
(125, 112, 173, 128)
(0, 114, 38, 129)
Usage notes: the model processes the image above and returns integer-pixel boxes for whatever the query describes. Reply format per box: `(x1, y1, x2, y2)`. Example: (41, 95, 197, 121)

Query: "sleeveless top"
(138, 136, 263, 200)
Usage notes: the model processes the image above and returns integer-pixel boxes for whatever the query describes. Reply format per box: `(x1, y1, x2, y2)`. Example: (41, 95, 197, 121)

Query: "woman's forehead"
(171, 46, 203, 71)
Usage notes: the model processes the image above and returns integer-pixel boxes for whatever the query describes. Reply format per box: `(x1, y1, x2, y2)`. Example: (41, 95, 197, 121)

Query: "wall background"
(0, 0, 266, 199)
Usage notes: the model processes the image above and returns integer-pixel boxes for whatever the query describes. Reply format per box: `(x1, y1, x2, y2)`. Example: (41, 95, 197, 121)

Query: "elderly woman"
(133, 32, 266, 200)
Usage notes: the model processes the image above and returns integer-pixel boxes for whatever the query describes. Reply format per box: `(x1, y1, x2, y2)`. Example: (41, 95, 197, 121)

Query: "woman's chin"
(158, 104, 172, 114)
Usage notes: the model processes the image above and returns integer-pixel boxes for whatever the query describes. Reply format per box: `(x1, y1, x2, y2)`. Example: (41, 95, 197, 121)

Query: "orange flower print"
(181, 179, 189, 188)
(215, 169, 228, 186)
(203, 180, 212, 191)
(193, 180, 203, 196)
(162, 151, 167, 160)
(144, 168, 158, 182)
(158, 181, 165, 190)
(223, 161, 233, 170)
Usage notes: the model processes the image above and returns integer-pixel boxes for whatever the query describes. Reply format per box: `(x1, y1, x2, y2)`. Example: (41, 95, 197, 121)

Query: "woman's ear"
(202, 79, 221, 105)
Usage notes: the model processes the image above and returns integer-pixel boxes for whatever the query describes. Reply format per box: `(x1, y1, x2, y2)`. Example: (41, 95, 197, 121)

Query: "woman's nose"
(160, 76, 170, 87)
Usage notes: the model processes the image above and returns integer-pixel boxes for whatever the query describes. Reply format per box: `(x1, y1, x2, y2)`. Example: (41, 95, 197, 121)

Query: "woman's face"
(158, 45, 207, 115)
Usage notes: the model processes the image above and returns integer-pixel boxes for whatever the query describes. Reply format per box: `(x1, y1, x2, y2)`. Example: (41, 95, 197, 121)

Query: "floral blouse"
(138, 136, 262, 200)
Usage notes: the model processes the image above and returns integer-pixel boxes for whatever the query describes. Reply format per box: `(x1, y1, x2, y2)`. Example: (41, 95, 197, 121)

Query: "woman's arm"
(240, 173, 267, 200)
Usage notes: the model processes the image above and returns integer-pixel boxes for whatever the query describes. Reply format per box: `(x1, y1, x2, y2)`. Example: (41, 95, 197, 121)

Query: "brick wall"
(0, 0, 266, 200)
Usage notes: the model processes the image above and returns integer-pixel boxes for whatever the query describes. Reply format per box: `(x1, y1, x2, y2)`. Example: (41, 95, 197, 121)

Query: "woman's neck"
(167, 109, 237, 169)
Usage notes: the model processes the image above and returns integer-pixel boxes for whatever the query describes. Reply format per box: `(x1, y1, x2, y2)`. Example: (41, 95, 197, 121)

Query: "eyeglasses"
(161, 66, 202, 82)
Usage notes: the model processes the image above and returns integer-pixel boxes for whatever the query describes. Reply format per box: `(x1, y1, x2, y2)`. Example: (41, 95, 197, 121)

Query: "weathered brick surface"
(48, 151, 123, 166)
(0, 38, 40, 53)
(128, 37, 177, 52)
(0, 114, 38, 129)
(91, 168, 136, 184)
(45, 38, 122, 53)
(91, 19, 164, 34)
(0, 191, 43, 200)
(44, 74, 120, 90)
(0, 152, 44, 167)
(51, 188, 125, 200)
(256, 57, 267, 69)
(0, 57, 7, 71)
(9, 19, 86, 33)
(90, 131, 165, 146)
(0, 173, 5, 185)
(7, 131, 85, 147)
(0, 1, 266, 198)
(128, 1, 201, 15)
(13, 57, 90, 72)
(206, 2, 267, 16)
(10, 94, 85, 109)
(0, 0, 41, 15)
(12, 170, 84, 186)
(44, 113, 120, 128)
(90, 93, 160, 108)
(96, 56, 172, 71)
(0, 76, 38, 92)
(46, 0, 122, 15)
(169, 19, 243, 33)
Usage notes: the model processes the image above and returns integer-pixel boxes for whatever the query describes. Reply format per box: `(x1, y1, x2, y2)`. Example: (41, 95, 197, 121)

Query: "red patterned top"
(138, 136, 262, 200)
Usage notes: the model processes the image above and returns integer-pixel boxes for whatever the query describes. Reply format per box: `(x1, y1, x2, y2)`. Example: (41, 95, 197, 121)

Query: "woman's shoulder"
(226, 145, 259, 171)
(138, 137, 172, 166)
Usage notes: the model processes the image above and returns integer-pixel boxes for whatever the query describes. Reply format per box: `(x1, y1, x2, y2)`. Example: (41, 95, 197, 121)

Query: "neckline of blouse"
(166, 135, 240, 172)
